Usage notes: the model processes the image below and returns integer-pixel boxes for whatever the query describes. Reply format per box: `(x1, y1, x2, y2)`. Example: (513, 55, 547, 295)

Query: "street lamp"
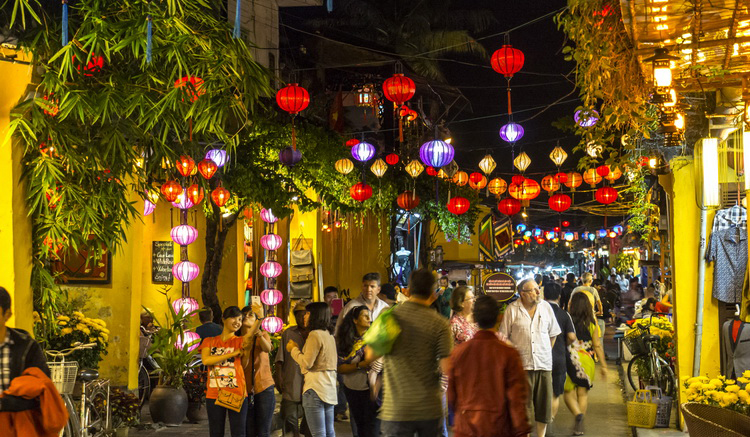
(644, 48, 679, 88)
(694, 137, 720, 209)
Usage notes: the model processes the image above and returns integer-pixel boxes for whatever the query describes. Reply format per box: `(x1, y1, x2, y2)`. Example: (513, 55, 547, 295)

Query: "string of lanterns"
(259, 208, 284, 334)
(512, 223, 625, 247)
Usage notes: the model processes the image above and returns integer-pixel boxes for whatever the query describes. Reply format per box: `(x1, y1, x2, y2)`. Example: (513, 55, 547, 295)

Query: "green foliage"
(615, 253, 635, 273)
(145, 295, 200, 388)
(621, 171, 657, 238)
(107, 388, 141, 428)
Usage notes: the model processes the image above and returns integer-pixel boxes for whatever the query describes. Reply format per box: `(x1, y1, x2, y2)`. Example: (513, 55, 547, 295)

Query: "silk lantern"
(260, 208, 278, 223)
(260, 234, 283, 251)
(345, 138, 359, 147)
(500, 122, 524, 143)
(172, 297, 199, 315)
(583, 169, 602, 187)
(175, 331, 201, 352)
(511, 175, 525, 185)
(597, 229, 608, 238)
(161, 180, 183, 202)
(447, 197, 470, 215)
(174, 76, 205, 102)
(549, 194, 572, 212)
(479, 154, 496, 175)
(541, 175, 560, 193)
(488, 178, 508, 196)
(371, 159, 388, 178)
(574, 109, 599, 127)
(211, 186, 230, 207)
(564, 172, 583, 190)
(498, 198, 521, 216)
(260, 261, 283, 278)
(555, 172, 568, 184)
(513, 152, 531, 172)
(261, 289, 283, 306)
(351, 141, 376, 162)
(176, 155, 196, 177)
(453, 171, 469, 186)
(382, 74, 416, 105)
(549, 147, 568, 167)
(562, 220, 571, 227)
(469, 173, 487, 190)
(595, 186, 618, 204)
(350, 182, 373, 202)
(419, 140, 454, 168)
(144, 200, 156, 216)
(335, 158, 355, 175)
(262, 316, 284, 334)
(613, 225, 624, 235)
(385, 153, 399, 165)
(173, 261, 200, 282)
(205, 149, 228, 168)
(197, 159, 218, 180)
(397, 191, 420, 210)
(276, 84, 310, 114)
(605, 166, 623, 182)
(279, 147, 302, 167)
(171, 225, 198, 246)
(490, 45, 525, 78)
(186, 184, 205, 205)
(426, 166, 438, 176)
(171, 193, 194, 210)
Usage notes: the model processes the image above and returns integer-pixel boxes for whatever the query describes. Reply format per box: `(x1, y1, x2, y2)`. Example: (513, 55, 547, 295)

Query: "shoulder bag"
(213, 337, 256, 412)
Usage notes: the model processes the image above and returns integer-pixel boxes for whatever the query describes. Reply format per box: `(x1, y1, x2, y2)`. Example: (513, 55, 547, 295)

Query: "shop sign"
(152, 241, 174, 284)
(482, 272, 516, 302)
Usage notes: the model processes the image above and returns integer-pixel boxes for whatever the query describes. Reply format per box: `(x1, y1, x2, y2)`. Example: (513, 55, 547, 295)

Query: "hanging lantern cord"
(146, 15, 153, 63)
(62, 0, 69, 46)
(292, 117, 297, 150)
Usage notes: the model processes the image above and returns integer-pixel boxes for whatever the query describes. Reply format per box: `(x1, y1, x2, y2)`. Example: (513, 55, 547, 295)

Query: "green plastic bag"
(363, 307, 401, 356)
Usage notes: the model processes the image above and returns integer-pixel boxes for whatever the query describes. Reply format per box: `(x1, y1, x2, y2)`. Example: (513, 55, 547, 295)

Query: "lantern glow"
(335, 158, 354, 175)
(513, 152, 531, 172)
(405, 160, 424, 178)
(205, 149, 228, 168)
(478, 154, 497, 175)
(197, 159, 218, 179)
(172, 297, 199, 315)
(351, 142, 376, 162)
(175, 331, 201, 352)
(350, 182, 373, 202)
(173, 261, 200, 282)
(261, 289, 284, 306)
(276, 84, 310, 114)
(260, 261, 283, 278)
(260, 234, 283, 251)
(499, 122, 525, 143)
(260, 208, 278, 223)
(549, 147, 568, 167)
(447, 197, 470, 215)
(171, 225, 198, 246)
(419, 140, 455, 168)
(370, 158, 388, 178)
(261, 316, 284, 334)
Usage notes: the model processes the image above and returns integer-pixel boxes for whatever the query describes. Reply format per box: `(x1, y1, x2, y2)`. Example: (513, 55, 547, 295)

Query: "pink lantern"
(172, 297, 199, 315)
(261, 316, 284, 334)
(261, 289, 283, 306)
(260, 234, 282, 251)
(173, 261, 200, 282)
(144, 200, 156, 216)
(170, 225, 198, 246)
(175, 331, 201, 352)
(171, 193, 194, 210)
(260, 208, 278, 223)
(260, 261, 282, 278)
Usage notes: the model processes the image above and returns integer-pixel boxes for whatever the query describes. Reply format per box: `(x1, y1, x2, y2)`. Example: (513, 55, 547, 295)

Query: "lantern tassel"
(507, 81, 512, 115)
(292, 122, 297, 150)
(62, 0, 69, 46)
(398, 116, 404, 142)
(233, 0, 242, 39)
(146, 15, 153, 64)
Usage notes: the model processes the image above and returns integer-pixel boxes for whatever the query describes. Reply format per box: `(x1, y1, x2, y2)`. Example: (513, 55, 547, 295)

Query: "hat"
(293, 300, 310, 313)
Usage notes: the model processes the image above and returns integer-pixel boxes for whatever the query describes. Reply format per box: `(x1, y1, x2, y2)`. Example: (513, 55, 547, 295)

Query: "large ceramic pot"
(186, 402, 207, 423)
(149, 385, 188, 426)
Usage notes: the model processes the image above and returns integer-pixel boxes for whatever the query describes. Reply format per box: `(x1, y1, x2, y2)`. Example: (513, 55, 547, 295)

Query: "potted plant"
(183, 368, 208, 423)
(145, 296, 200, 427)
(39, 310, 110, 369)
(108, 388, 140, 436)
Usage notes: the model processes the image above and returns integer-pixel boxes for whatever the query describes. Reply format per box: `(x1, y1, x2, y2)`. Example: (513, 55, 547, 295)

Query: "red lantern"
(74, 54, 105, 76)
(426, 166, 438, 176)
(276, 83, 310, 115)
(596, 165, 610, 178)
(549, 193, 572, 212)
(197, 159, 218, 180)
(399, 105, 411, 117)
(498, 198, 521, 216)
(385, 153, 399, 165)
(470, 172, 484, 184)
(382, 74, 416, 105)
(562, 220, 571, 227)
(447, 197, 470, 215)
(211, 186, 231, 207)
(161, 180, 183, 202)
(174, 76, 205, 102)
(176, 155, 195, 177)
(536, 237, 546, 245)
(469, 174, 488, 190)
(511, 175, 525, 185)
(595, 186, 618, 204)
(186, 184, 205, 205)
(350, 182, 373, 202)
(397, 191, 420, 211)
(490, 45, 525, 78)
(555, 172, 568, 184)
(345, 138, 359, 147)
(554, 226, 561, 232)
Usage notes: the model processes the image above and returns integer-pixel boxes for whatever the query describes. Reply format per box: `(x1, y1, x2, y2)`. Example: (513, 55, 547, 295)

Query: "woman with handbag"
(563, 293, 608, 435)
(200, 306, 254, 437)
(287, 302, 337, 437)
(238, 305, 275, 437)
(336, 305, 380, 437)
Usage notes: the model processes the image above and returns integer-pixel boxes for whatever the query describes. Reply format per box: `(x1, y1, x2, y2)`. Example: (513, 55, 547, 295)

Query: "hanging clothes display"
(722, 319, 750, 378)
(706, 205, 748, 304)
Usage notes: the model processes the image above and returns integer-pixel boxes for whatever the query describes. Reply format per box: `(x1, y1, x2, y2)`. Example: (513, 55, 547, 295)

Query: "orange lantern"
(487, 178, 507, 196)
(541, 175, 560, 193)
(583, 168, 602, 187)
(564, 172, 583, 191)
(211, 186, 230, 207)
(161, 180, 183, 202)
(186, 184, 205, 205)
(197, 159, 218, 180)
(176, 155, 196, 177)
(508, 179, 540, 206)
(605, 166, 623, 182)
(397, 191, 420, 211)
(469, 174, 488, 190)
(453, 171, 469, 186)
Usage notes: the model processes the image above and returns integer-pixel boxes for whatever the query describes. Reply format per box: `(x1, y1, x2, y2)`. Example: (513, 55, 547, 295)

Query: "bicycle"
(46, 343, 111, 437)
(624, 312, 676, 397)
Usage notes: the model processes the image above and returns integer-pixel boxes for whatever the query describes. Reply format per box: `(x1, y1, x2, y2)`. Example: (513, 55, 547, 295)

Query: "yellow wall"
(663, 157, 721, 405)
(0, 56, 34, 332)
(432, 205, 490, 263)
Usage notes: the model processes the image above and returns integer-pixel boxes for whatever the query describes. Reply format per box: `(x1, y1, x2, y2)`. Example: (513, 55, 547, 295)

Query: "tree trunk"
(201, 202, 238, 324)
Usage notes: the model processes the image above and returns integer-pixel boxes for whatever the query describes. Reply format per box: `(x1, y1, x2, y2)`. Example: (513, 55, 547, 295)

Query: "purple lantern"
(499, 122, 524, 143)
(171, 194, 194, 210)
(171, 225, 198, 246)
(261, 289, 283, 306)
(260, 234, 283, 251)
(205, 149, 228, 167)
(279, 147, 302, 167)
(173, 261, 200, 282)
(260, 261, 282, 278)
(172, 297, 199, 315)
(351, 141, 376, 162)
(144, 200, 156, 216)
(574, 109, 599, 128)
(175, 331, 201, 352)
(261, 316, 284, 334)
(419, 140, 454, 168)
(260, 208, 278, 223)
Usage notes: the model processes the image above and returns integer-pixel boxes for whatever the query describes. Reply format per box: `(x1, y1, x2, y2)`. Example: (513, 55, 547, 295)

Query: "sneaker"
(573, 414, 584, 435)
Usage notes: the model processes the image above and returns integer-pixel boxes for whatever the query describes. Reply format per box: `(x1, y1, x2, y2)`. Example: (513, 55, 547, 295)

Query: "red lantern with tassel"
(176, 155, 195, 177)
(211, 186, 231, 207)
(447, 197, 470, 215)
(397, 191, 420, 211)
(383, 73, 416, 142)
(491, 45, 525, 78)
(595, 186, 618, 204)
(498, 198, 521, 216)
(549, 193, 572, 212)
(197, 159, 218, 180)
(345, 138, 359, 147)
(385, 153, 399, 165)
(426, 166, 438, 176)
(350, 182, 373, 202)
(161, 180, 183, 202)
(276, 84, 310, 114)
(596, 165, 610, 178)
(186, 184, 205, 205)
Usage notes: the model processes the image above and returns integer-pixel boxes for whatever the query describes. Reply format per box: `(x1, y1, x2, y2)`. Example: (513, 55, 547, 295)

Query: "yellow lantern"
(487, 178, 507, 196)
(583, 168, 602, 187)
(604, 166, 622, 182)
(564, 172, 583, 191)
(405, 159, 424, 178)
(335, 158, 354, 175)
(586, 141, 603, 158)
(541, 175, 560, 193)
(549, 146, 568, 167)
(437, 168, 449, 179)
(453, 171, 469, 186)
(370, 158, 388, 178)
(513, 152, 531, 172)
(644, 48, 678, 88)
(478, 154, 496, 175)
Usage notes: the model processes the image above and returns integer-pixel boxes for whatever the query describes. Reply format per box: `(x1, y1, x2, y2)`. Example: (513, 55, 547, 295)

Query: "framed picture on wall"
(53, 245, 112, 285)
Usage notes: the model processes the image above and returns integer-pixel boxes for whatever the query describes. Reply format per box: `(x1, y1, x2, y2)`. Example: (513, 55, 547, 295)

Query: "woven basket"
(681, 403, 750, 437)
(627, 390, 658, 428)
(624, 326, 648, 355)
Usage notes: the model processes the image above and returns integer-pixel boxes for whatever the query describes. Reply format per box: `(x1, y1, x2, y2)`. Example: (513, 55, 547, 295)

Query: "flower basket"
(681, 403, 750, 437)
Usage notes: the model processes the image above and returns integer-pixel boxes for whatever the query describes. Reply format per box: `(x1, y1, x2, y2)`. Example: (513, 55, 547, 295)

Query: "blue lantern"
(419, 139, 454, 168)
(564, 232, 574, 241)
(524, 230, 532, 237)
(351, 141, 376, 162)
(613, 225, 624, 235)
(545, 231, 555, 240)
(532, 228, 542, 238)
(499, 122, 524, 143)
(588, 233, 596, 241)
(516, 224, 527, 233)
(597, 229, 608, 238)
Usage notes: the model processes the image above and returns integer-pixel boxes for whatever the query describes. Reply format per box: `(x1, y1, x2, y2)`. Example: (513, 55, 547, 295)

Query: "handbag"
(290, 265, 314, 282)
(290, 249, 313, 266)
(290, 281, 313, 298)
(215, 386, 245, 412)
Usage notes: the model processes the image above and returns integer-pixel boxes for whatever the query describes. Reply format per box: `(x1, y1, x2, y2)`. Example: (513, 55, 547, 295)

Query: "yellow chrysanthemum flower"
(61, 328, 73, 335)
(709, 378, 724, 388)
(58, 321, 68, 326)
(57, 315, 70, 321)
(726, 384, 740, 393)
(738, 390, 749, 402)
(76, 324, 87, 331)
(743, 370, 750, 378)
(73, 311, 84, 319)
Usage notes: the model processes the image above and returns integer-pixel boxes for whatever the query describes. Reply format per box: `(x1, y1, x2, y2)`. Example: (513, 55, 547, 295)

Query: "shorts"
(526, 370, 553, 424)
(552, 366, 567, 397)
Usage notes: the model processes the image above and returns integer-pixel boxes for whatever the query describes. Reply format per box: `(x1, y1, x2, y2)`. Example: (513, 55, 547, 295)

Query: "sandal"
(573, 414, 584, 435)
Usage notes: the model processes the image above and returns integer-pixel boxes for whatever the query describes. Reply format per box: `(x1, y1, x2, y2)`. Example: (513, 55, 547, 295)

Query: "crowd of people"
(193, 267, 661, 437)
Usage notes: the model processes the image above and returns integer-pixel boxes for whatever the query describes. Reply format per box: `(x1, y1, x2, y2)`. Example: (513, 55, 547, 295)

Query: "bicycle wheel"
(137, 363, 151, 408)
(627, 354, 651, 392)
(83, 385, 110, 437)
(654, 356, 676, 398)
(61, 394, 81, 437)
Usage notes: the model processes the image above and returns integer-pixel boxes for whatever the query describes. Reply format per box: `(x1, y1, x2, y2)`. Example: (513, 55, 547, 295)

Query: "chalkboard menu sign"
(152, 241, 174, 284)
(482, 272, 516, 302)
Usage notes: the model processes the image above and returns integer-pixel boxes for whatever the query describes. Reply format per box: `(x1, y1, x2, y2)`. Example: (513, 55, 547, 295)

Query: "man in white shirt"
(500, 278, 562, 437)
(335, 272, 390, 336)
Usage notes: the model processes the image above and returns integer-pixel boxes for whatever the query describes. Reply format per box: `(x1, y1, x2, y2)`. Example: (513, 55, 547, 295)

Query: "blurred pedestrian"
(275, 300, 310, 437)
(543, 283, 577, 427)
(238, 305, 275, 437)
